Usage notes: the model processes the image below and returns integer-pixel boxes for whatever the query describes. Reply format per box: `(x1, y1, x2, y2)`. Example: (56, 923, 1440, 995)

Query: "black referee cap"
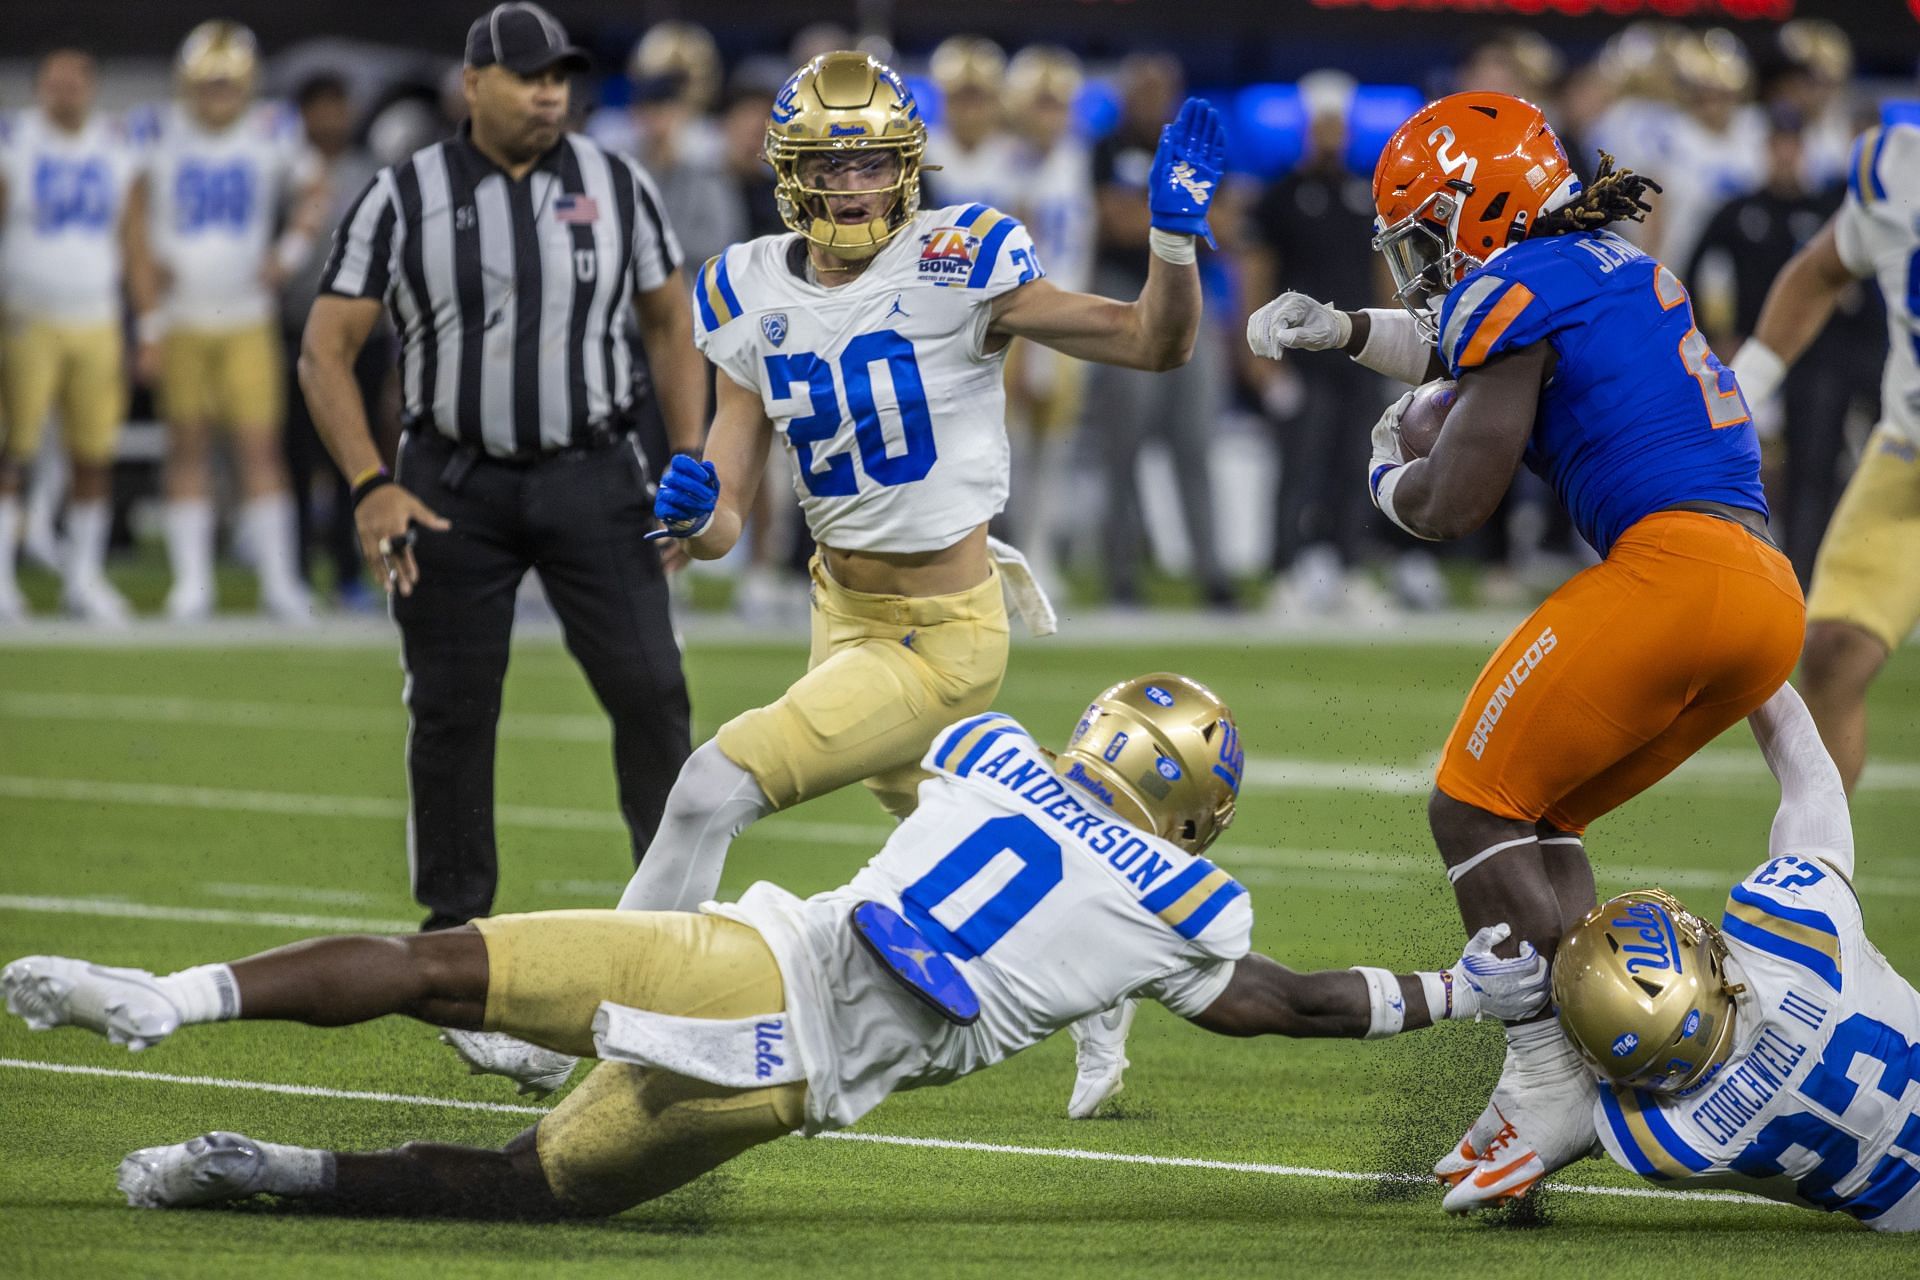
(465, 3, 590, 76)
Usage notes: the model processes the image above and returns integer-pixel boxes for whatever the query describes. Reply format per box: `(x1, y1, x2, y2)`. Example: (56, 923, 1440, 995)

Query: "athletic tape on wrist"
(1353, 966, 1406, 1040)
(1354, 308, 1434, 384)
(1148, 228, 1197, 266)
(1371, 464, 1432, 540)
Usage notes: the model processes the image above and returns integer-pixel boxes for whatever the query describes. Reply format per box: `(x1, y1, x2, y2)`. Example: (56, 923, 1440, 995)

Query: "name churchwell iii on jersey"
(1532, 683, 1920, 1232)
(3, 674, 1542, 1219)
(444, 52, 1228, 1117)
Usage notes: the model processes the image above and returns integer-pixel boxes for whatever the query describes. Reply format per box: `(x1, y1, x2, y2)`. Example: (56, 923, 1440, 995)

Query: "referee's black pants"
(393, 429, 691, 930)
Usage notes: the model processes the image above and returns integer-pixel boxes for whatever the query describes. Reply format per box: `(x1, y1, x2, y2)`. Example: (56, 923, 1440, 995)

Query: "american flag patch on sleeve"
(554, 194, 600, 225)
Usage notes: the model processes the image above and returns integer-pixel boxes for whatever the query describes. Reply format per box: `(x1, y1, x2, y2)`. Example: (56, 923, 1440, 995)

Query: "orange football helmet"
(1371, 92, 1581, 338)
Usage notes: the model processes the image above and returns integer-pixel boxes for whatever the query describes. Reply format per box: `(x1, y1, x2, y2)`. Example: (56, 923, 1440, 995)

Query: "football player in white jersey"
(1442, 682, 1920, 1231)
(135, 21, 324, 622)
(921, 36, 1019, 212)
(1730, 123, 1920, 796)
(4, 673, 1544, 1218)
(0, 48, 143, 623)
(1001, 46, 1098, 595)
(436, 52, 1224, 1111)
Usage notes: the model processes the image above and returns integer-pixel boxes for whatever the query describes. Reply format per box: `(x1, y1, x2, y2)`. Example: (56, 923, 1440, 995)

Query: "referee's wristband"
(350, 466, 393, 511)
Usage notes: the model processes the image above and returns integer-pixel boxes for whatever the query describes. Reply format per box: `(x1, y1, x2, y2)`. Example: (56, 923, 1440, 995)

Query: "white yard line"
(0, 1057, 1774, 1209)
(0, 895, 418, 933)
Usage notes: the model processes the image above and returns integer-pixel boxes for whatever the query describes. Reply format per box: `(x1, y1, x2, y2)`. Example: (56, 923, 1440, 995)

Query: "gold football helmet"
(1006, 46, 1084, 114)
(930, 35, 1007, 97)
(1553, 890, 1745, 1095)
(177, 20, 258, 86)
(766, 51, 926, 261)
(629, 21, 721, 112)
(1058, 674, 1241, 855)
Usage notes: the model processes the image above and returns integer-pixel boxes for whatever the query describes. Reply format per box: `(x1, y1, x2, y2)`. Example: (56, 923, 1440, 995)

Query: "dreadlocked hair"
(1530, 151, 1662, 237)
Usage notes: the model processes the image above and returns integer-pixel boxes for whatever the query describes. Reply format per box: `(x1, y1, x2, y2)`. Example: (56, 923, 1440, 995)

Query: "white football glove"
(1456, 923, 1551, 1023)
(1247, 292, 1353, 360)
(1370, 389, 1415, 471)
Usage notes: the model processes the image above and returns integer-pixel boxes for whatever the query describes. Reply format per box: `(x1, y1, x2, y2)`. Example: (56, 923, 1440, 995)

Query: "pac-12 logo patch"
(1611, 1032, 1640, 1057)
(1156, 757, 1183, 781)
(762, 313, 788, 347)
(918, 226, 976, 279)
(1144, 686, 1174, 707)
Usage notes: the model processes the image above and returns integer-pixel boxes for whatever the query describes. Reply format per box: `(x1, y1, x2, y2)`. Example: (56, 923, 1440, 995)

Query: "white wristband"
(1354, 308, 1436, 384)
(1353, 966, 1406, 1040)
(1371, 464, 1436, 540)
(1148, 228, 1197, 266)
(1419, 969, 1481, 1023)
(1730, 339, 1787, 407)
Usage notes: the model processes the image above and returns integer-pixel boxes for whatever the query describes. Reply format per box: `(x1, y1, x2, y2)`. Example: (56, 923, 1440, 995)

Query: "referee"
(299, 3, 704, 930)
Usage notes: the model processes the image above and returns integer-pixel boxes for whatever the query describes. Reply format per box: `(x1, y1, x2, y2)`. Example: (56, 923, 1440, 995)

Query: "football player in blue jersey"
(1246, 92, 1805, 1209)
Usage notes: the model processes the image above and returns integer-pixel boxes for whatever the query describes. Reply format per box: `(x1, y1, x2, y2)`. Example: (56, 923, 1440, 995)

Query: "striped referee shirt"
(319, 125, 681, 458)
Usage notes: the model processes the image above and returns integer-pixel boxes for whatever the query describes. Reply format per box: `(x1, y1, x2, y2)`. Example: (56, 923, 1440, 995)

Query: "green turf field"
(4, 632, 1919, 1278)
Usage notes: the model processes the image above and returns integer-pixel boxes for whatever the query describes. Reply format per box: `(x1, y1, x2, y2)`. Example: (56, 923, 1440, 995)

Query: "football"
(1399, 379, 1458, 460)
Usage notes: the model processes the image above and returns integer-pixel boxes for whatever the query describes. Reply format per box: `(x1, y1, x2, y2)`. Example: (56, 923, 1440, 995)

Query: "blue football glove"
(644, 454, 720, 542)
(1148, 97, 1227, 248)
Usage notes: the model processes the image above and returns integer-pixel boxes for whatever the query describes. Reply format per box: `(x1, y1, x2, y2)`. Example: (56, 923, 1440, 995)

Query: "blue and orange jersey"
(1436, 230, 1766, 558)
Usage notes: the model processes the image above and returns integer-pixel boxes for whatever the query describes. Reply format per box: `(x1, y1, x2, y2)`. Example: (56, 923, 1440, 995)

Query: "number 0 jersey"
(0, 109, 139, 325)
(691, 203, 1044, 554)
(1593, 855, 1920, 1231)
(1437, 229, 1767, 558)
(138, 102, 303, 330)
(708, 714, 1251, 1133)
(1834, 124, 1920, 447)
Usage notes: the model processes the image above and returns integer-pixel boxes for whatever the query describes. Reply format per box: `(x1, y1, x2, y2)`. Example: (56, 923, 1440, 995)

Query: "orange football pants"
(1435, 511, 1804, 834)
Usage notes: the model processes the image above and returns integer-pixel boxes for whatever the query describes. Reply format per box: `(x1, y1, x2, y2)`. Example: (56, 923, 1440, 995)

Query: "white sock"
(155, 963, 241, 1025)
(1505, 1016, 1584, 1082)
(0, 497, 20, 590)
(252, 1142, 337, 1196)
(63, 499, 111, 588)
(241, 493, 304, 601)
(164, 499, 214, 595)
(617, 740, 775, 911)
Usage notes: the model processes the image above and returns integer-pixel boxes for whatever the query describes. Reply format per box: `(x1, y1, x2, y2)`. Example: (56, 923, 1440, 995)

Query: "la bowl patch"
(918, 227, 976, 280)
(1156, 757, 1183, 781)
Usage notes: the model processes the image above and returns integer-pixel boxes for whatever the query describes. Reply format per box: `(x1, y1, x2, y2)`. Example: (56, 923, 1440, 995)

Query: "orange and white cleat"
(1432, 1102, 1506, 1189)
(1439, 1021, 1599, 1214)
(1442, 1106, 1546, 1211)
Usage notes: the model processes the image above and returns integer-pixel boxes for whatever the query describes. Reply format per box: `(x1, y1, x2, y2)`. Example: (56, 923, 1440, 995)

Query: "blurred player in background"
(136, 20, 324, 622)
(922, 36, 1017, 211)
(1641, 29, 1765, 269)
(1731, 123, 1920, 797)
(1087, 53, 1235, 611)
(1000, 45, 1096, 595)
(1538, 683, 1920, 1232)
(1248, 92, 1802, 1210)
(4, 674, 1545, 1219)
(0, 47, 143, 624)
(444, 51, 1223, 1115)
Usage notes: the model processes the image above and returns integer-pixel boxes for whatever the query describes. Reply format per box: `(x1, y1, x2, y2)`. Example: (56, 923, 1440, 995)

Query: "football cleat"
(1066, 999, 1136, 1119)
(1440, 1024, 1600, 1214)
(119, 1132, 265, 1209)
(1432, 1101, 1504, 1188)
(63, 577, 132, 628)
(2, 956, 181, 1050)
(440, 1029, 579, 1097)
(163, 580, 214, 624)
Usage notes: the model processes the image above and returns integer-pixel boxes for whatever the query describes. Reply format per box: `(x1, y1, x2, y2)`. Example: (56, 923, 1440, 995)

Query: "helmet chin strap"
(806, 213, 894, 267)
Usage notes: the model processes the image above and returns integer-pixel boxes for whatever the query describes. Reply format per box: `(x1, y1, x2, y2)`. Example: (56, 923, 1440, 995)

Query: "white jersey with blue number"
(690, 203, 1044, 554)
(0, 109, 140, 325)
(1834, 124, 1920, 446)
(708, 713, 1251, 1133)
(139, 102, 302, 330)
(1593, 854, 1920, 1231)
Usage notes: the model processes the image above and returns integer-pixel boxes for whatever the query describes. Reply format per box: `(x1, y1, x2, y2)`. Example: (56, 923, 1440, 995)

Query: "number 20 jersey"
(1436, 228, 1767, 558)
(1594, 855, 1920, 1230)
(1835, 124, 1920, 446)
(707, 714, 1252, 1134)
(690, 203, 1044, 554)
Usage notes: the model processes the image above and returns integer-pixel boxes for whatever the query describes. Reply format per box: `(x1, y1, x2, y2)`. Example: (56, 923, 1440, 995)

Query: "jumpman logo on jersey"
(885, 293, 910, 322)
(889, 943, 938, 983)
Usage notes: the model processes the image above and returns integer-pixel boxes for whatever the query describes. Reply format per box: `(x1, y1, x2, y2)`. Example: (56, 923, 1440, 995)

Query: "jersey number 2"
(1655, 265, 1750, 430)
(764, 328, 937, 497)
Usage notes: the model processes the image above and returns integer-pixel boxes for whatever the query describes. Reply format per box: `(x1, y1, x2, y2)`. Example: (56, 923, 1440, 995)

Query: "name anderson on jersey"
(967, 746, 1182, 896)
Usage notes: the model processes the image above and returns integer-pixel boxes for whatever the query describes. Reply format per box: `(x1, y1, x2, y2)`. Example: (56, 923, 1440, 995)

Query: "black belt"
(408, 422, 636, 494)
